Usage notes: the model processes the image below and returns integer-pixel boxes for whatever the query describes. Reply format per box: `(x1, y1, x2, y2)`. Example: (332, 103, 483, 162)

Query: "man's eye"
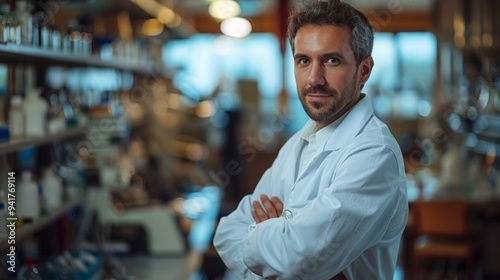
(297, 58, 309, 65)
(326, 57, 340, 64)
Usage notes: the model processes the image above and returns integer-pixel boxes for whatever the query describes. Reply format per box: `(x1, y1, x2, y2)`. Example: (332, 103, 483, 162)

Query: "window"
(163, 32, 437, 133)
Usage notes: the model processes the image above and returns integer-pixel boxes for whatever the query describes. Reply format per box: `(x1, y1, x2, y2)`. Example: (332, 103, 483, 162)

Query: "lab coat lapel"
(291, 135, 303, 184)
(323, 94, 374, 152)
(294, 95, 374, 182)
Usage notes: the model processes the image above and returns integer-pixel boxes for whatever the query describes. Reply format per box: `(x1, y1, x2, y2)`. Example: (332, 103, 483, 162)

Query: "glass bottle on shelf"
(50, 24, 60, 51)
(70, 27, 81, 54)
(39, 18, 49, 49)
(61, 26, 70, 53)
(0, 3, 10, 44)
(36, 12, 53, 49)
(32, 11, 48, 48)
(8, 10, 20, 45)
(15, 0, 32, 46)
(81, 26, 93, 56)
(46, 89, 64, 133)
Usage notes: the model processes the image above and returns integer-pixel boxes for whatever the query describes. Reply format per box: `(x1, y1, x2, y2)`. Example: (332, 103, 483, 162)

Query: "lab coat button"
(283, 209, 293, 220)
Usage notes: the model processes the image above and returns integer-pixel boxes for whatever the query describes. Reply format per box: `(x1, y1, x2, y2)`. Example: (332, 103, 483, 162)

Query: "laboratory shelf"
(0, 44, 167, 76)
(0, 197, 82, 251)
(0, 128, 86, 156)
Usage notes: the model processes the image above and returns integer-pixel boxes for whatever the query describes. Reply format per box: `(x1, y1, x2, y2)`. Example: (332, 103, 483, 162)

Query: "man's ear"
(358, 56, 374, 88)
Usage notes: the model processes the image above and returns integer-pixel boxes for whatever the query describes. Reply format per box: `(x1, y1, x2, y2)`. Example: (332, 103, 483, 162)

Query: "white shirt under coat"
(213, 95, 408, 279)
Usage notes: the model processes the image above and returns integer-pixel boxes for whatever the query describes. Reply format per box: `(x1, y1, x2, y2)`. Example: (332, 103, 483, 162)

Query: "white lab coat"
(214, 96, 408, 279)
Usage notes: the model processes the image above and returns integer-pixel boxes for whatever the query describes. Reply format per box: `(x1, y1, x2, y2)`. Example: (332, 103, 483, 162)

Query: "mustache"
(303, 86, 337, 96)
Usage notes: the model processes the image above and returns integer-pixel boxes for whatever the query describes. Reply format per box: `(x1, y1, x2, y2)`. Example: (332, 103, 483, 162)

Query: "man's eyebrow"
(321, 52, 345, 59)
(293, 53, 308, 60)
(293, 52, 346, 60)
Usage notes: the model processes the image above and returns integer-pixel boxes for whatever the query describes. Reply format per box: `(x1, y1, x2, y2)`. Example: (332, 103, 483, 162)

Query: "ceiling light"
(142, 19, 164, 36)
(196, 100, 216, 118)
(209, 0, 241, 20)
(166, 14, 182, 28)
(158, 7, 176, 24)
(220, 17, 252, 38)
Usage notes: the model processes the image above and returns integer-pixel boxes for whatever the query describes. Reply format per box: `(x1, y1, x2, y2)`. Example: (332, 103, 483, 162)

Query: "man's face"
(293, 24, 372, 129)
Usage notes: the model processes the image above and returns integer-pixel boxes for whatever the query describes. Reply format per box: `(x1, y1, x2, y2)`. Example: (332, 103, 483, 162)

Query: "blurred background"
(0, 0, 499, 279)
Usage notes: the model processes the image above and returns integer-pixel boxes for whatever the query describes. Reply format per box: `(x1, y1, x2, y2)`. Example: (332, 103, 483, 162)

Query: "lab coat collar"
(293, 94, 374, 183)
(322, 94, 373, 152)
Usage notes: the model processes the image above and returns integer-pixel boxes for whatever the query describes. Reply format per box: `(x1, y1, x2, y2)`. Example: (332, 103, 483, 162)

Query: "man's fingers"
(252, 195, 285, 223)
(260, 194, 279, 218)
(253, 200, 268, 222)
(251, 210, 261, 223)
(271, 196, 284, 216)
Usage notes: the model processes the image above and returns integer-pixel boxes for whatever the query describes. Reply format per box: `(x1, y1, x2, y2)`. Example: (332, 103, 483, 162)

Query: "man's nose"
(307, 63, 325, 86)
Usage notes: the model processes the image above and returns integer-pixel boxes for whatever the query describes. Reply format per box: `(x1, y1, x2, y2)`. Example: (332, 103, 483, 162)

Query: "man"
(213, 0, 408, 279)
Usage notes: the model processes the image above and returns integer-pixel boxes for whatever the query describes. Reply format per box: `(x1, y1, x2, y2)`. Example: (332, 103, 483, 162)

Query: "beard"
(298, 73, 358, 123)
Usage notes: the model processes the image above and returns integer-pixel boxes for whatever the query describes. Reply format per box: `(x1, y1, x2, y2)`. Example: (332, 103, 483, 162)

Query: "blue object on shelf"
(0, 125, 9, 142)
(39, 250, 103, 280)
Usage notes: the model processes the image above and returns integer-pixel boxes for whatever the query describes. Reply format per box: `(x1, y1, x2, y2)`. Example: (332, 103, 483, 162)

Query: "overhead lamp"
(166, 14, 182, 28)
(209, 0, 241, 20)
(131, 1, 183, 29)
(220, 17, 252, 38)
(158, 7, 176, 24)
(142, 19, 164, 36)
(196, 100, 216, 118)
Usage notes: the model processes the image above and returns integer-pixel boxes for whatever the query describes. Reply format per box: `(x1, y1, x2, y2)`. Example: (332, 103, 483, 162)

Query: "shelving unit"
(0, 44, 170, 76)
(451, 113, 500, 157)
(0, 128, 87, 252)
(0, 197, 82, 252)
(0, 0, 178, 279)
(0, 128, 86, 156)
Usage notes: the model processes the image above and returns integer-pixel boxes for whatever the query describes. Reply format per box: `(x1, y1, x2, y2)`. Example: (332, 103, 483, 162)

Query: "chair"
(410, 199, 475, 280)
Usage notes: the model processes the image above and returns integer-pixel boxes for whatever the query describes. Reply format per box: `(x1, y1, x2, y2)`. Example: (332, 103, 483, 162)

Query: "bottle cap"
(25, 87, 41, 98)
(11, 95, 23, 107)
(22, 171, 32, 181)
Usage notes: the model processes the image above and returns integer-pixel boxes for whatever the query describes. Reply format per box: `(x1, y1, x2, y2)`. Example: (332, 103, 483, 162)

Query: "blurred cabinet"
(0, 20, 168, 264)
(432, 0, 500, 278)
(433, 0, 500, 166)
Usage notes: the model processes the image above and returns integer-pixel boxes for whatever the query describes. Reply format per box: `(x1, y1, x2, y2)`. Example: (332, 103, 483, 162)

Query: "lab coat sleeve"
(213, 167, 275, 279)
(242, 144, 405, 279)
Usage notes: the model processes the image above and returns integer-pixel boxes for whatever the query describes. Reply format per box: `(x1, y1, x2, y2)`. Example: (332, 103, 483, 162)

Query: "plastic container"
(22, 88, 48, 137)
(17, 171, 40, 222)
(9, 95, 24, 139)
(40, 168, 62, 210)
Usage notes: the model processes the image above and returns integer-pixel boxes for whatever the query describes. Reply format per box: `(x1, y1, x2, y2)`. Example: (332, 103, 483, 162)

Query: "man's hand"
(252, 194, 283, 224)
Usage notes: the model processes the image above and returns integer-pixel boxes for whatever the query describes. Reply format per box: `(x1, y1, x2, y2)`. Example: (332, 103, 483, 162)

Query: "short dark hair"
(287, 0, 374, 66)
